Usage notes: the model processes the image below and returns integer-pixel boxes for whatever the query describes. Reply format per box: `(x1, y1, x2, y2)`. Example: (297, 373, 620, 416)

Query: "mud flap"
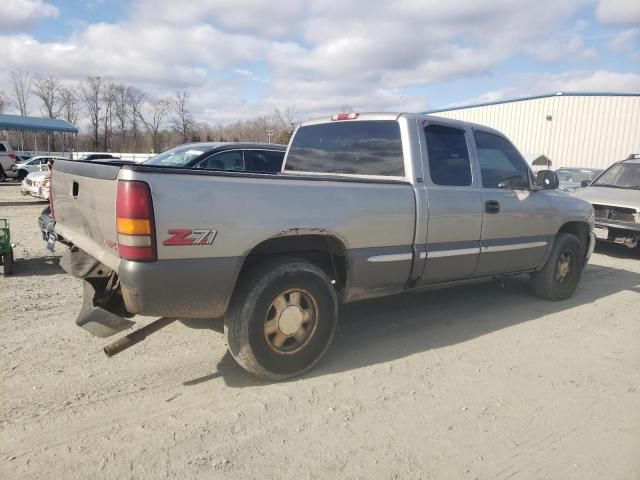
(76, 280, 136, 338)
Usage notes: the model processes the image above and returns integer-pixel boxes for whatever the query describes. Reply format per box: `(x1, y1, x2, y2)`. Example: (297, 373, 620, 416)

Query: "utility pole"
(266, 116, 275, 144)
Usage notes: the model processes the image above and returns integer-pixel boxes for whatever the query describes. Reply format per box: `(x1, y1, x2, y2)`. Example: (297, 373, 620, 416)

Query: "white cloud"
(0, 0, 58, 31)
(0, 0, 611, 121)
(596, 0, 640, 25)
(443, 88, 519, 108)
(608, 28, 640, 52)
(518, 70, 640, 93)
(524, 33, 598, 63)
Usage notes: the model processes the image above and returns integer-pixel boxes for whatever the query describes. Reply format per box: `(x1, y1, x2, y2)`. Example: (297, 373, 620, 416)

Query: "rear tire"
(2, 248, 14, 275)
(531, 233, 584, 300)
(224, 257, 338, 381)
(0, 168, 6, 182)
(17, 169, 27, 181)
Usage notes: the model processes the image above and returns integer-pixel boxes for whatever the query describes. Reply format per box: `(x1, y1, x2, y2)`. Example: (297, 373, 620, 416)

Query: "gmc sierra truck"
(49, 113, 596, 380)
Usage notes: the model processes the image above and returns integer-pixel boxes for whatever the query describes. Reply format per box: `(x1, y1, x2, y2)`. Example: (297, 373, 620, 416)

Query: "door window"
(424, 124, 472, 186)
(474, 131, 530, 189)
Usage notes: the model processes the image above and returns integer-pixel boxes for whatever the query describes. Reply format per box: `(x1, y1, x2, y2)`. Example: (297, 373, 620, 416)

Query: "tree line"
(0, 70, 297, 154)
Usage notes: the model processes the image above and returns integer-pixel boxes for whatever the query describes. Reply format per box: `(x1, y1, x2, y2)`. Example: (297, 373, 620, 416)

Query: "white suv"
(0, 141, 18, 181)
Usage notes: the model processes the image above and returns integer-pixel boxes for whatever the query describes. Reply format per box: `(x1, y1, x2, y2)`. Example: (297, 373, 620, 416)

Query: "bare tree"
(60, 87, 80, 126)
(171, 91, 194, 144)
(101, 80, 117, 151)
(80, 76, 103, 150)
(0, 90, 6, 114)
(127, 87, 145, 151)
(113, 84, 129, 151)
(10, 69, 32, 116)
(274, 104, 298, 143)
(59, 87, 80, 151)
(32, 75, 64, 119)
(138, 98, 171, 152)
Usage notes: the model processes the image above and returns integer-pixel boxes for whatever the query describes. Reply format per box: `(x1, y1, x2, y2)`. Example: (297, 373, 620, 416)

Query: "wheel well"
(240, 235, 347, 291)
(558, 221, 589, 256)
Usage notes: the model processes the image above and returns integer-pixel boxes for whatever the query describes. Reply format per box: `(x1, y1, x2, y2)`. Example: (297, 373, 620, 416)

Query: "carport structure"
(0, 113, 78, 155)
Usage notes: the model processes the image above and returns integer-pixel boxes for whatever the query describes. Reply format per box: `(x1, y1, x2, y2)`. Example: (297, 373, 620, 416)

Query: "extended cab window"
(474, 131, 530, 189)
(0, 144, 6, 152)
(285, 120, 404, 177)
(424, 124, 472, 186)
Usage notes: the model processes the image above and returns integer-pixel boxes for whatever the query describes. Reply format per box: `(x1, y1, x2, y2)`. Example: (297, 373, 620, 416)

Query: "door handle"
(485, 200, 500, 214)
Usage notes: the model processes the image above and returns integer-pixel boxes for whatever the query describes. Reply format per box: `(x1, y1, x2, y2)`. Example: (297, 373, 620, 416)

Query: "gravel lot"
(1, 181, 639, 480)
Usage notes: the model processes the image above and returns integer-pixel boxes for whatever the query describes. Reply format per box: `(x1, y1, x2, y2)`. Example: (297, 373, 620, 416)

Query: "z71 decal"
(163, 229, 217, 246)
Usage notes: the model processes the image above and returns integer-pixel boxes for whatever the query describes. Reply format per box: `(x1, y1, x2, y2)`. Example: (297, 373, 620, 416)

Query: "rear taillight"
(8, 153, 16, 161)
(116, 180, 157, 261)
(331, 112, 359, 121)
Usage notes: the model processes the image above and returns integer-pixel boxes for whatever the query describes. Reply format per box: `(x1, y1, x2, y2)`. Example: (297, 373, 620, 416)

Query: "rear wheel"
(531, 233, 584, 300)
(2, 248, 14, 275)
(0, 168, 6, 182)
(225, 257, 338, 380)
(17, 169, 28, 181)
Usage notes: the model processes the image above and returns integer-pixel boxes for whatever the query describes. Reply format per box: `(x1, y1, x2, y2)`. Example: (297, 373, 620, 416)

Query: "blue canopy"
(0, 113, 78, 134)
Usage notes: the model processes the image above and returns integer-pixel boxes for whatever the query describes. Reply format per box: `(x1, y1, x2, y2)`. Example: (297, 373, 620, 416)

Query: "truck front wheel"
(225, 257, 338, 380)
(531, 233, 584, 301)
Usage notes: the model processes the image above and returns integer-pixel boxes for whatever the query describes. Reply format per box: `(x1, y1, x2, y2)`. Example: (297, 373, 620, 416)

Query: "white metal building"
(427, 92, 640, 170)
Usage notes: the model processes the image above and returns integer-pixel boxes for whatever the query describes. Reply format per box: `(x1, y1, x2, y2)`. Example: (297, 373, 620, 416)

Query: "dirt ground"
(1, 181, 639, 480)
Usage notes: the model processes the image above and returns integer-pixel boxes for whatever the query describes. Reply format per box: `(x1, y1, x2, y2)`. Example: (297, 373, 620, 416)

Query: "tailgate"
(52, 160, 122, 271)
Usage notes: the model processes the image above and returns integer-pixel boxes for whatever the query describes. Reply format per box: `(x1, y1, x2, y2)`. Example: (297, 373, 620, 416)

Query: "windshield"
(556, 168, 600, 182)
(592, 163, 640, 189)
(144, 145, 208, 167)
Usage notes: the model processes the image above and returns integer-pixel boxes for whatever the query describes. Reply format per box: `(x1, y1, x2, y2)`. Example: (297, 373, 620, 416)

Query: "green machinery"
(0, 218, 14, 275)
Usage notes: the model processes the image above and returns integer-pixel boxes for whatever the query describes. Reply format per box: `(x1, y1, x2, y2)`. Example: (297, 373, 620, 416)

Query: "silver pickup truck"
(50, 113, 596, 380)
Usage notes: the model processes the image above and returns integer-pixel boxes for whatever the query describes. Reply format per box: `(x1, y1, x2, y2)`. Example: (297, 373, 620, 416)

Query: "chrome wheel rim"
(555, 250, 575, 284)
(264, 289, 318, 354)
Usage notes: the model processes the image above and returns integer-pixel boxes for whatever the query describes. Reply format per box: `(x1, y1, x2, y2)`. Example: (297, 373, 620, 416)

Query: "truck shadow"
(0, 200, 48, 207)
(594, 242, 640, 259)
(10, 255, 64, 277)
(206, 262, 640, 388)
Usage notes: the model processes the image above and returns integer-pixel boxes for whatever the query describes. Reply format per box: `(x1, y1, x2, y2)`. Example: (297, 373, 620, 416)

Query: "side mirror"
(536, 170, 559, 190)
(580, 179, 590, 188)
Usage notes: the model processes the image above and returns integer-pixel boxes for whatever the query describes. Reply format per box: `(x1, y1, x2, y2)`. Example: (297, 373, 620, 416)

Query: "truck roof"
(299, 112, 506, 137)
(170, 142, 287, 150)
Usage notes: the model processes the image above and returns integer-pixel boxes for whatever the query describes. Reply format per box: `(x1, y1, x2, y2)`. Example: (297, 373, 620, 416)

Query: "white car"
(16, 156, 68, 180)
(21, 170, 51, 200)
(0, 140, 18, 181)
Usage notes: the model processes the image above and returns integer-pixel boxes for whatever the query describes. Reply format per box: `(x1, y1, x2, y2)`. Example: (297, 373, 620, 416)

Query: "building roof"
(0, 114, 78, 133)
(426, 91, 640, 114)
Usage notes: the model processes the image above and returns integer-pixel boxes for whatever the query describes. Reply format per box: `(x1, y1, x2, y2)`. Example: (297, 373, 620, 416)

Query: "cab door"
(418, 122, 483, 284)
(471, 130, 553, 276)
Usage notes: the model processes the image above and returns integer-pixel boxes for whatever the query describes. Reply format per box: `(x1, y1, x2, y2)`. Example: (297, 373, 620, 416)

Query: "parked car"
(556, 167, 602, 191)
(47, 112, 595, 380)
(77, 153, 122, 161)
(0, 140, 18, 181)
(572, 154, 640, 249)
(143, 142, 287, 173)
(21, 170, 51, 200)
(16, 155, 68, 180)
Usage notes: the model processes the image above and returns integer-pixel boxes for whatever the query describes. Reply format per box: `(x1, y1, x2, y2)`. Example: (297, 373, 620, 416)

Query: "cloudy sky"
(1, 0, 639, 123)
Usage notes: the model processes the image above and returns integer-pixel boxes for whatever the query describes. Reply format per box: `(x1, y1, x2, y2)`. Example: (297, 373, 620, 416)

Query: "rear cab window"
(424, 124, 472, 186)
(285, 120, 405, 177)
